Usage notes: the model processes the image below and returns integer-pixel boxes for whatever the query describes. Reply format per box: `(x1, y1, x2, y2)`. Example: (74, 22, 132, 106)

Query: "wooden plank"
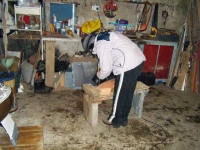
(82, 84, 100, 98)
(9, 34, 41, 40)
(54, 73, 65, 89)
(83, 80, 149, 102)
(166, 26, 186, 87)
(0, 126, 43, 150)
(45, 41, 55, 87)
(60, 73, 65, 87)
(100, 95, 113, 101)
(98, 79, 115, 89)
(97, 79, 149, 94)
(72, 56, 98, 62)
(54, 73, 66, 91)
(136, 81, 150, 91)
(83, 93, 99, 128)
(2, 0, 8, 57)
(97, 79, 115, 96)
(174, 51, 191, 90)
(192, 53, 198, 92)
(83, 93, 89, 119)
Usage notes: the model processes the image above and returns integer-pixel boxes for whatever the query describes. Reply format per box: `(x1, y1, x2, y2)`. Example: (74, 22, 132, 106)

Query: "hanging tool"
(135, 1, 152, 32)
(149, 27, 157, 38)
(162, 10, 168, 25)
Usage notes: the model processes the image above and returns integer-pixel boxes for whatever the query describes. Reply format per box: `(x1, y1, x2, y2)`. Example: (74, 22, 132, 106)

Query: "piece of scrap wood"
(83, 84, 100, 98)
(97, 79, 115, 96)
(174, 51, 191, 90)
(136, 81, 150, 91)
(0, 126, 43, 150)
(54, 73, 65, 89)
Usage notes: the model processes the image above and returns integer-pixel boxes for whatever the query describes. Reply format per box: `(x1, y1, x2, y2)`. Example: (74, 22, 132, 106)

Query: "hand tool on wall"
(135, 1, 152, 32)
(149, 27, 157, 38)
(162, 10, 168, 25)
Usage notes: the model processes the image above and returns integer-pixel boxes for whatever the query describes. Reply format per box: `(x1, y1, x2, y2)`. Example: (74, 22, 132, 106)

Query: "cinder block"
(132, 89, 149, 117)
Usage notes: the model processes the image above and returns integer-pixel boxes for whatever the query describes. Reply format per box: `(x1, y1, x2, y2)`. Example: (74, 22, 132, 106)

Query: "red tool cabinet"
(138, 40, 178, 82)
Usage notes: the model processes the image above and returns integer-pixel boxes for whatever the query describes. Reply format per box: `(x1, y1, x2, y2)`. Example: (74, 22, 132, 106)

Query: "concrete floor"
(0, 80, 200, 150)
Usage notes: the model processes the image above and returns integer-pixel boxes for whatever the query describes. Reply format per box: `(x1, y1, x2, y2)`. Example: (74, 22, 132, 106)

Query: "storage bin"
(21, 61, 36, 85)
(71, 62, 98, 90)
(116, 25, 127, 31)
(64, 71, 73, 88)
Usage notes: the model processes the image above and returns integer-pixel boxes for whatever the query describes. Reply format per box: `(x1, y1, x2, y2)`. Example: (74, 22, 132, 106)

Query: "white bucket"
(21, 61, 37, 85)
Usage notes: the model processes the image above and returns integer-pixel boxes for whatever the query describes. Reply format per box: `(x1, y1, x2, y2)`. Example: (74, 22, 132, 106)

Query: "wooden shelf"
(14, 5, 42, 35)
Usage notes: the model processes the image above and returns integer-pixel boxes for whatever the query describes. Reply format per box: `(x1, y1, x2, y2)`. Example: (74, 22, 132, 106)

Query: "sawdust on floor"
(0, 81, 200, 150)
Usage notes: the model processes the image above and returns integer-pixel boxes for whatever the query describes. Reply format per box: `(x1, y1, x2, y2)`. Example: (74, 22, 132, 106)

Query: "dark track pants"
(108, 62, 144, 125)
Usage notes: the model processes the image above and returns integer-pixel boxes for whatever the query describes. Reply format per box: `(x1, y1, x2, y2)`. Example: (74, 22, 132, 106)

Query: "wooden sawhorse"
(83, 79, 150, 128)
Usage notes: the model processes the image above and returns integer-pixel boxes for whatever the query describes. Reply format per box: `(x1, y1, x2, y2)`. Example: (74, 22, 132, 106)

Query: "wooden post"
(83, 93, 99, 128)
(45, 41, 55, 87)
(2, 0, 8, 58)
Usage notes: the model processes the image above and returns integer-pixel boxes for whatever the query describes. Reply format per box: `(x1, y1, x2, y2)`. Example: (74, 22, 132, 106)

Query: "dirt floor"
(0, 80, 200, 150)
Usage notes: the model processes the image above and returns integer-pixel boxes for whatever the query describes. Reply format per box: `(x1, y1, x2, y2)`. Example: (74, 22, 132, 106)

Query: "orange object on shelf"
(50, 23, 55, 33)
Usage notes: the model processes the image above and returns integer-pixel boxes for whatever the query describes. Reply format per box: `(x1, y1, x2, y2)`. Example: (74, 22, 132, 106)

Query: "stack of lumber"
(166, 0, 200, 93)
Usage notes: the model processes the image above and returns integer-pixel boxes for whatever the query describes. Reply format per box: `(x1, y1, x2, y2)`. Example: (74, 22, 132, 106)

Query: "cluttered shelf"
(7, 30, 82, 41)
(8, 32, 41, 40)
(42, 31, 81, 42)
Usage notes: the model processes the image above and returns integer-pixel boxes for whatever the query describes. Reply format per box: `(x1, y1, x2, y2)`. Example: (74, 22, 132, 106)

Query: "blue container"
(116, 19, 128, 24)
(0, 72, 15, 83)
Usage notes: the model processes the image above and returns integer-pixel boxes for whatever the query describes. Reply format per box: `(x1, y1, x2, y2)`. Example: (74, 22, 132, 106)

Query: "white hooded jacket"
(92, 32, 146, 80)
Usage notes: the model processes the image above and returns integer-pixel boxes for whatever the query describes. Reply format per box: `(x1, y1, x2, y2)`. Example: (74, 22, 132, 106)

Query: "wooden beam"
(174, 49, 191, 90)
(45, 41, 55, 87)
(54, 73, 65, 89)
(83, 93, 99, 128)
(97, 79, 115, 96)
(82, 84, 100, 99)
(2, 0, 8, 58)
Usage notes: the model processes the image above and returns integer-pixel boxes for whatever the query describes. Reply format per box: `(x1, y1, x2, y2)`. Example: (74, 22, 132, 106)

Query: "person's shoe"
(112, 123, 121, 128)
(121, 121, 128, 127)
(102, 118, 121, 128)
(102, 118, 112, 125)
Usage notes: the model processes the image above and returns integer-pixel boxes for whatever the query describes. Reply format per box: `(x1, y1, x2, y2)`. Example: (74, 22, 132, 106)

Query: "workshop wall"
(45, 0, 189, 33)
(44, 0, 189, 56)
(0, 0, 190, 60)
